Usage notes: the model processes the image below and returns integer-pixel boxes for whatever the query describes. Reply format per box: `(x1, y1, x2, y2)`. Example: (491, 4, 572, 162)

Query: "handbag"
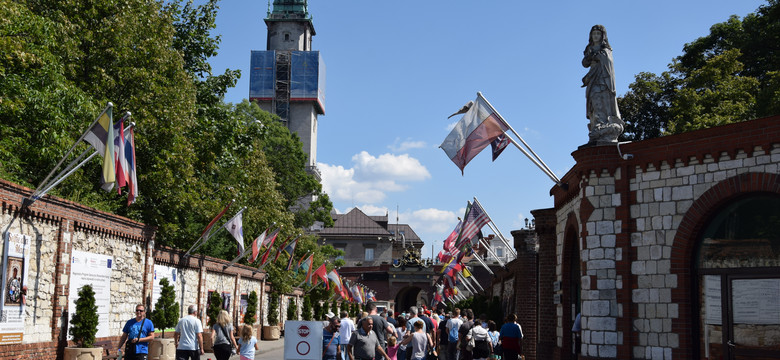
(217, 324, 236, 355)
(125, 318, 146, 356)
(466, 335, 475, 352)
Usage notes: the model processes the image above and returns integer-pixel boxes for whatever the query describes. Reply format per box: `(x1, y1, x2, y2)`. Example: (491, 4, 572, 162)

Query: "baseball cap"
(326, 311, 336, 319)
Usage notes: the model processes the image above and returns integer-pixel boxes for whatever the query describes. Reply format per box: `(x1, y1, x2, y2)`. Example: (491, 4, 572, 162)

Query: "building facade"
(495, 116, 780, 360)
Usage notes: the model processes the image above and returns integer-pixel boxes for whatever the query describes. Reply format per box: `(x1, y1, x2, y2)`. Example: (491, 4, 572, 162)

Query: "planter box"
(262, 325, 280, 340)
(203, 329, 213, 352)
(149, 338, 175, 360)
(64, 347, 102, 360)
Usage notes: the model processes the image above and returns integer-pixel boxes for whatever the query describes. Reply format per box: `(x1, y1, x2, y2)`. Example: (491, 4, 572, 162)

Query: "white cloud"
(352, 151, 431, 182)
(388, 137, 427, 152)
(446, 121, 457, 131)
(345, 204, 389, 216)
(403, 208, 458, 234)
(319, 151, 430, 205)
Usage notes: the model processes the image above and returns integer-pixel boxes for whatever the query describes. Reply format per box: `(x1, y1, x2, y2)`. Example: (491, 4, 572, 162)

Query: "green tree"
(244, 291, 258, 325)
(331, 300, 339, 316)
(619, 1, 780, 138)
(313, 301, 322, 321)
(287, 298, 298, 321)
(302, 296, 313, 321)
(69, 285, 99, 348)
(207, 292, 222, 327)
(151, 278, 179, 336)
(267, 293, 279, 326)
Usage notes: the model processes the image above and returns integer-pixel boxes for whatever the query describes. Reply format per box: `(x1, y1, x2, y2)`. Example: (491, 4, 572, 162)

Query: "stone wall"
(548, 115, 780, 359)
(0, 179, 303, 360)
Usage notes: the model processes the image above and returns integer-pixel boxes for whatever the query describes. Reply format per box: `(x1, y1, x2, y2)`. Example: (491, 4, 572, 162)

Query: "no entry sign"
(284, 321, 322, 360)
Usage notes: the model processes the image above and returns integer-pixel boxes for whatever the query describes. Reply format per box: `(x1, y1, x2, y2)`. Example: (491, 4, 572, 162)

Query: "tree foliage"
(0, 0, 336, 279)
(244, 290, 258, 325)
(69, 285, 99, 348)
(267, 293, 279, 326)
(207, 291, 222, 327)
(287, 298, 298, 321)
(151, 278, 180, 336)
(618, 0, 780, 139)
(302, 296, 313, 321)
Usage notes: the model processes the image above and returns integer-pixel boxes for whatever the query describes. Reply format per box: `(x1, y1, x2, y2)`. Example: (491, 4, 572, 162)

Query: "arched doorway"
(695, 194, 780, 360)
(395, 286, 424, 314)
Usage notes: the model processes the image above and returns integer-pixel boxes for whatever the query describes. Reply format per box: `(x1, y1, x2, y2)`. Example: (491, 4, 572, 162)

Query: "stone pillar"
(532, 208, 557, 360)
(511, 228, 538, 359)
(52, 218, 72, 352)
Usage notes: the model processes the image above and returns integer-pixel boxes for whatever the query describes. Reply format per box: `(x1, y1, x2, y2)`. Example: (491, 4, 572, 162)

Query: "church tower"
(250, 0, 325, 180)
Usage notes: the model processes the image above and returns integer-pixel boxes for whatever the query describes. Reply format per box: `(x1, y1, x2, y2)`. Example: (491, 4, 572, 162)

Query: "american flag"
(455, 201, 490, 250)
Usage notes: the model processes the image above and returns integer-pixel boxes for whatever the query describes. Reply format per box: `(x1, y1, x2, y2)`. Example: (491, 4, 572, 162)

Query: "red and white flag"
(440, 93, 509, 174)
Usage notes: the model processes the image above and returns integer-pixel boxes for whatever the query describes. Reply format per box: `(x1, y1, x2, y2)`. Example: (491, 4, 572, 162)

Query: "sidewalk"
(199, 337, 286, 360)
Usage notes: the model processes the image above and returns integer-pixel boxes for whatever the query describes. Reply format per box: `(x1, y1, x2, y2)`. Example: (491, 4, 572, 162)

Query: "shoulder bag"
(218, 324, 237, 355)
(125, 318, 146, 357)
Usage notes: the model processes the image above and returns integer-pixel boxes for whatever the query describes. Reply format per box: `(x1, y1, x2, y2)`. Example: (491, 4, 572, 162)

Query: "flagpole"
(477, 92, 561, 185)
(485, 221, 516, 258)
(29, 116, 134, 205)
(478, 238, 506, 267)
(469, 251, 494, 275)
(184, 199, 235, 257)
(457, 273, 476, 294)
(473, 197, 517, 256)
(28, 103, 114, 204)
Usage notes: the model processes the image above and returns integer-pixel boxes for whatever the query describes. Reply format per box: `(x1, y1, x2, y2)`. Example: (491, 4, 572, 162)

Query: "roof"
(318, 208, 391, 237)
(387, 224, 421, 243)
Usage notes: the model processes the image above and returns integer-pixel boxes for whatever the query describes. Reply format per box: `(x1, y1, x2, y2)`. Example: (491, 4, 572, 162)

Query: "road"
(199, 338, 286, 360)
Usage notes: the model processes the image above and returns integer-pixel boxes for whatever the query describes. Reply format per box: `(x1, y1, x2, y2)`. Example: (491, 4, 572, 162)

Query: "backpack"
(448, 321, 459, 342)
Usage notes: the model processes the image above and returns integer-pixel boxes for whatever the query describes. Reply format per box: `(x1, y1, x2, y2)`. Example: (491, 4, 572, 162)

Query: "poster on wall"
(0, 232, 30, 345)
(732, 278, 780, 325)
(151, 264, 178, 312)
(69, 250, 113, 339)
(240, 294, 248, 317)
(704, 275, 722, 325)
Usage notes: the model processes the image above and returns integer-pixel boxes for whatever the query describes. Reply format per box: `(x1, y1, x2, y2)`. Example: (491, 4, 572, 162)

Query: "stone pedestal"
(262, 325, 280, 340)
(149, 338, 175, 360)
(63, 347, 103, 360)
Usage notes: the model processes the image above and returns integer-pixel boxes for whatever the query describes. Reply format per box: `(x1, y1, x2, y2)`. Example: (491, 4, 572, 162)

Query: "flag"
(112, 116, 128, 193)
(327, 270, 343, 292)
(456, 201, 490, 250)
(258, 234, 278, 266)
(440, 93, 509, 174)
(491, 133, 510, 161)
(273, 235, 292, 262)
(462, 266, 473, 278)
(223, 211, 244, 255)
(263, 228, 280, 248)
(351, 285, 363, 304)
(368, 291, 377, 302)
(124, 126, 138, 205)
(443, 221, 462, 251)
(84, 107, 115, 189)
(298, 254, 313, 279)
(312, 263, 329, 290)
(284, 237, 299, 270)
(200, 201, 233, 240)
(250, 229, 268, 263)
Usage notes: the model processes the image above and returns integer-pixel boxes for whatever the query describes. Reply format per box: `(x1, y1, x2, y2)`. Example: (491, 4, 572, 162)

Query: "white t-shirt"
(174, 315, 204, 350)
(339, 317, 356, 345)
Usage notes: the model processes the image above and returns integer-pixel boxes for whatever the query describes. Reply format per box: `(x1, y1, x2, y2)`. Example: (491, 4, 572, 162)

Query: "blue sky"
(207, 0, 767, 259)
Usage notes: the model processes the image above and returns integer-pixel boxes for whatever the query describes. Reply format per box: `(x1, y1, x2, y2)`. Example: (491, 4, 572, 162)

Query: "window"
(496, 248, 504, 257)
(364, 248, 374, 261)
(335, 247, 345, 260)
(284, 33, 290, 41)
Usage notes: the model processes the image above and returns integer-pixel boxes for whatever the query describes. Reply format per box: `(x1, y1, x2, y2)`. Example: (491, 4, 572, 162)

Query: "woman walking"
(211, 310, 238, 360)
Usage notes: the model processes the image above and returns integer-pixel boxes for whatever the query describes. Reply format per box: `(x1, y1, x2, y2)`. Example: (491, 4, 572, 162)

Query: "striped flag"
(455, 201, 490, 250)
(249, 228, 268, 263)
(440, 93, 509, 174)
(84, 107, 115, 190)
(124, 126, 138, 205)
(443, 221, 462, 251)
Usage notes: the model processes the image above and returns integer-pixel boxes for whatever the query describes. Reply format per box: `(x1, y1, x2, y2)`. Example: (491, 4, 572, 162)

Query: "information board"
(732, 278, 780, 325)
(151, 264, 178, 312)
(284, 321, 322, 360)
(0, 232, 30, 344)
(69, 250, 113, 338)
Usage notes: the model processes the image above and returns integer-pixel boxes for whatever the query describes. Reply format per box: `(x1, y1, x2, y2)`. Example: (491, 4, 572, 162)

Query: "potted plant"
(301, 296, 312, 321)
(65, 285, 102, 360)
(203, 292, 222, 351)
(263, 293, 280, 340)
(149, 278, 179, 358)
(245, 291, 258, 338)
(287, 298, 298, 321)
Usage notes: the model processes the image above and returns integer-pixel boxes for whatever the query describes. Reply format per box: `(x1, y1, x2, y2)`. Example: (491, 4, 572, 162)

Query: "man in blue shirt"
(119, 304, 155, 360)
(499, 314, 523, 360)
(323, 313, 342, 360)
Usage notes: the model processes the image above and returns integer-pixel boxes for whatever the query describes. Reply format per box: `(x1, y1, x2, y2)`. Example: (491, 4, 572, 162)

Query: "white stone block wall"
(554, 184, 582, 349)
(0, 215, 59, 344)
(628, 146, 780, 359)
(74, 231, 147, 338)
(178, 267, 200, 318)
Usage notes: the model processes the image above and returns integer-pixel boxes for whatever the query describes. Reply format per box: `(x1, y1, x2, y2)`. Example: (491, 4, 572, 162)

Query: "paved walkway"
(199, 337, 286, 360)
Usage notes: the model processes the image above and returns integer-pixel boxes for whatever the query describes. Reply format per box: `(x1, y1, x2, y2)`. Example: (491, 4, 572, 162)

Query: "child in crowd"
(237, 325, 259, 360)
(386, 335, 399, 360)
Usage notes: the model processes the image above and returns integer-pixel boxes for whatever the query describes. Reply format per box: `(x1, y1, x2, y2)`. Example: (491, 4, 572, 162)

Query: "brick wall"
(0, 179, 295, 360)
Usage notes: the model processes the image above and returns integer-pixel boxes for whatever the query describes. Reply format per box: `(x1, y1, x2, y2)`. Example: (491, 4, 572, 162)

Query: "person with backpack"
(446, 309, 463, 360)
(499, 314, 523, 360)
(466, 315, 492, 360)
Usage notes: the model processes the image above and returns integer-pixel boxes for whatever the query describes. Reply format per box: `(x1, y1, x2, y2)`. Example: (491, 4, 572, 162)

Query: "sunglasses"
(136, 309, 145, 312)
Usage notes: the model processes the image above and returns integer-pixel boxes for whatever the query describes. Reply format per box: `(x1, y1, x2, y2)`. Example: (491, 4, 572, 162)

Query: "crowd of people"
(114, 301, 523, 360)
(330, 302, 524, 360)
